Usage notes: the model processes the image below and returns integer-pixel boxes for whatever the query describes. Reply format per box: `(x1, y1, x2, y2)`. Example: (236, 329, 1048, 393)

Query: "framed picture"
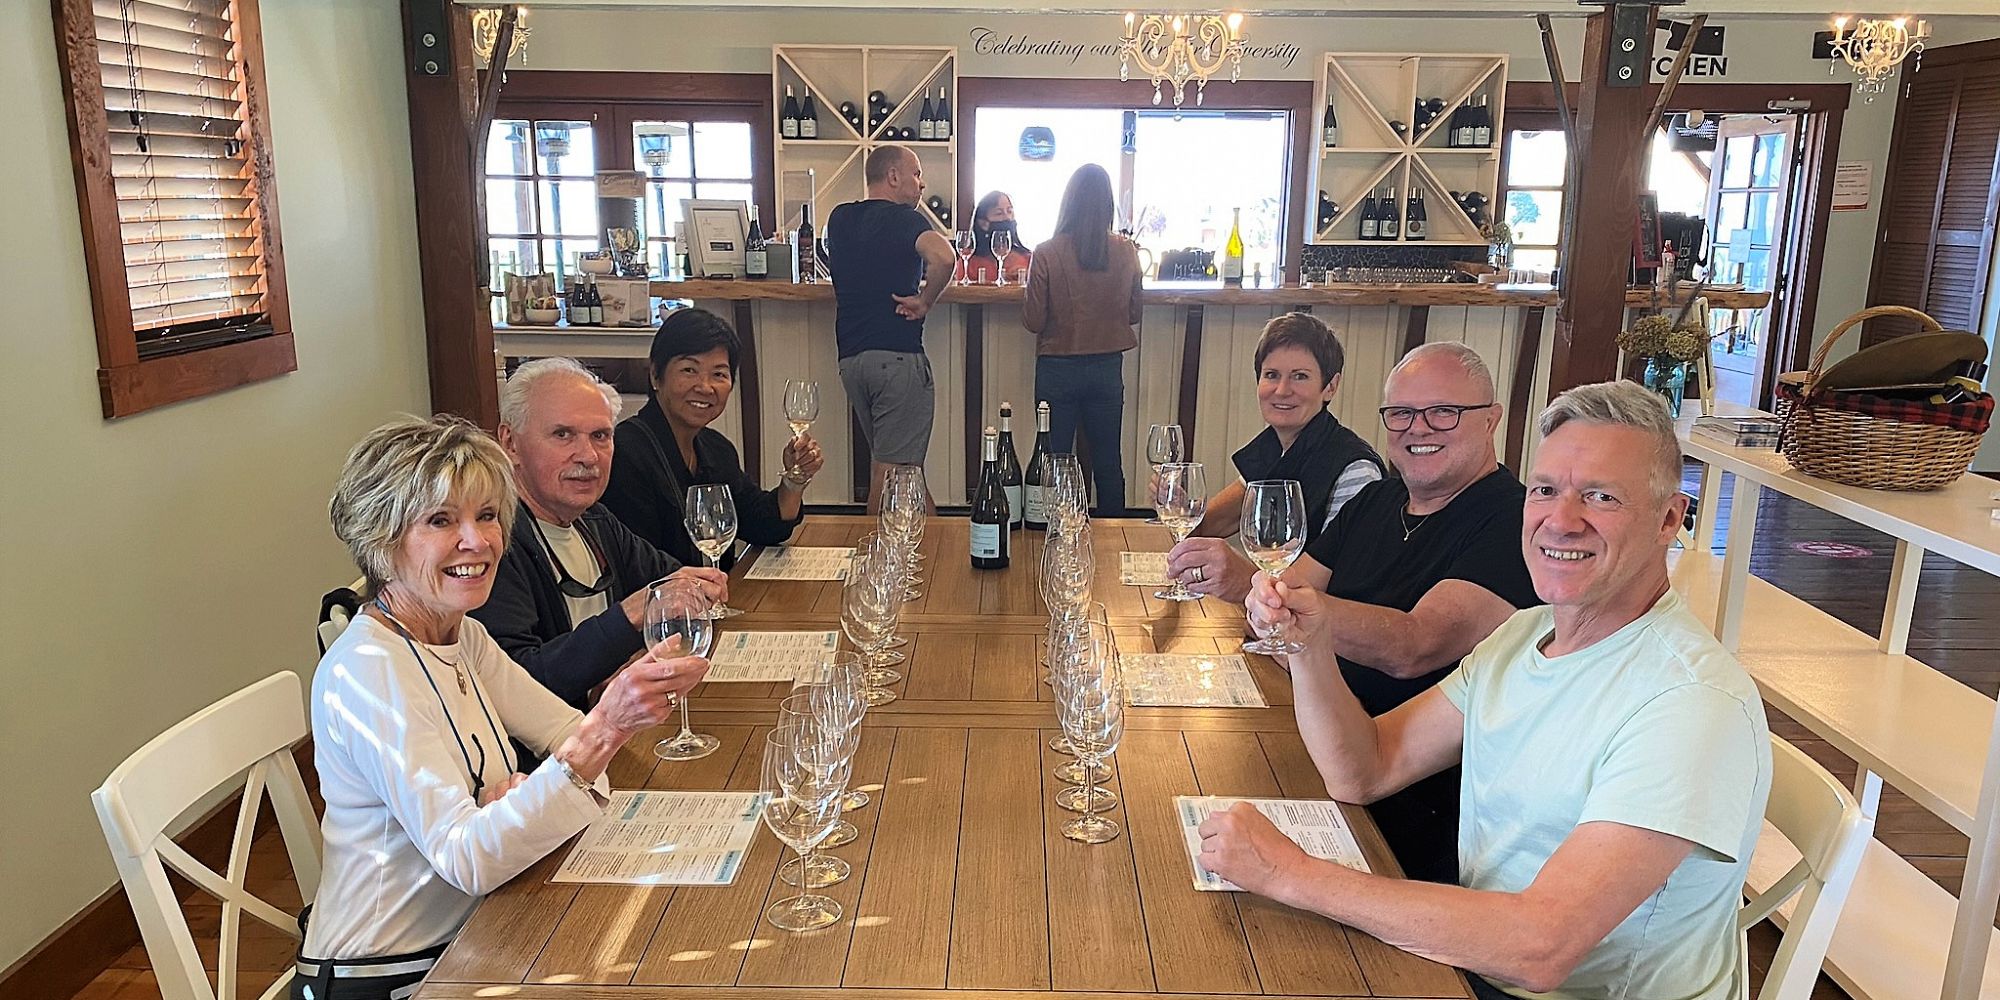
(682, 199, 750, 278)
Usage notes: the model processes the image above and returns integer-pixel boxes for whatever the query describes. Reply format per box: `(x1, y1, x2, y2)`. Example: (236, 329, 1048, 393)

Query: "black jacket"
(468, 501, 681, 708)
(602, 398, 803, 570)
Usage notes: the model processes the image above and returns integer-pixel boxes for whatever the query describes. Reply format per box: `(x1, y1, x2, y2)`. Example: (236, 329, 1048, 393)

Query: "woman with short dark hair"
(602, 307, 823, 568)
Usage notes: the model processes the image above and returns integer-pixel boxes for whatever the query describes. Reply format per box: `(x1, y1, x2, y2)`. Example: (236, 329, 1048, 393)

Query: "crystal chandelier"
(1827, 15, 1929, 99)
(1118, 12, 1247, 111)
(470, 6, 530, 66)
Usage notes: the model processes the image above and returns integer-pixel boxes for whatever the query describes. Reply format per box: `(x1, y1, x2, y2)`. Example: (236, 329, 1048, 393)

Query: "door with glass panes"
(1702, 115, 1797, 407)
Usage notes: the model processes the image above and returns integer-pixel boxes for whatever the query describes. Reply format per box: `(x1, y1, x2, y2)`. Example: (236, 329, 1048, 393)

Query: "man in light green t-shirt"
(1203, 380, 1771, 1000)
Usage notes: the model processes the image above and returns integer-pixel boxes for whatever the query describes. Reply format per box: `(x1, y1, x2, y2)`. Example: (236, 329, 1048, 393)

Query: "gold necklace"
(374, 601, 467, 694)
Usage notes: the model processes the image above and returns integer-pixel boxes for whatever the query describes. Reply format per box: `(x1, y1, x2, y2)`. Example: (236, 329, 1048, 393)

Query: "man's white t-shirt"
(1440, 589, 1771, 1000)
(537, 517, 611, 627)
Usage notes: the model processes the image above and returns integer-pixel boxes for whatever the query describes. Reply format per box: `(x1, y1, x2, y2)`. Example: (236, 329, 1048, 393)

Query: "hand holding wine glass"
(1153, 462, 1207, 602)
(685, 484, 743, 618)
(783, 380, 820, 477)
(646, 580, 721, 760)
(1239, 480, 1307, 655)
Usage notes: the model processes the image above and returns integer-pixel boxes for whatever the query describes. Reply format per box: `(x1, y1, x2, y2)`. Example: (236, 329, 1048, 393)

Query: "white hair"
(1536, 380, 1684, 502)
(1391, 341, 1496, 402)
(498, 357, 622, 430)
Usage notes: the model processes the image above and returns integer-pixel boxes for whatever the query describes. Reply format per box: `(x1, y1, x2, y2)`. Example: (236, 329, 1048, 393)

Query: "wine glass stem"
(1080, 756, 1094, 817)
(792, 846, 814, 909)
(678, 691, 696, 738)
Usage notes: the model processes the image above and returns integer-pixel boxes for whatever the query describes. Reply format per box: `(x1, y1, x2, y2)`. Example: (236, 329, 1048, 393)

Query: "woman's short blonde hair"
(330, 415, 518, 593)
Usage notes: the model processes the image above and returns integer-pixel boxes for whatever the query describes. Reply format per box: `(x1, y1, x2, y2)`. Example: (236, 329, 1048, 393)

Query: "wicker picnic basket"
(1774, 305, 1992, 491)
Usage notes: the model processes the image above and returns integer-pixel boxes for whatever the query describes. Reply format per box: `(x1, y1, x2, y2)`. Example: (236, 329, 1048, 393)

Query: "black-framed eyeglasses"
(1378, 403, 1497, 433)
(530, 518, 612, 599)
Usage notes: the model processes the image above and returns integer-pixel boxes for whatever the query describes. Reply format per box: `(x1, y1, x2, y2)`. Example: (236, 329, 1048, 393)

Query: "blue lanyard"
(373, 599, 512, 801)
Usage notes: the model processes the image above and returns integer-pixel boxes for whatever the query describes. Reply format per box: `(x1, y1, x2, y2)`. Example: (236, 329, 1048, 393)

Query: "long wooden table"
(415, 517, 1473, 1000)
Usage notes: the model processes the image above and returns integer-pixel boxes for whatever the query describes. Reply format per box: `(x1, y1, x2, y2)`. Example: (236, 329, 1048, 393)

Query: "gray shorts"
(838, 350, 935, 465)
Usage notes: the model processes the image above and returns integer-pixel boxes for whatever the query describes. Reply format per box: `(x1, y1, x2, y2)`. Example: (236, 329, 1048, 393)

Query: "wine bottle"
(934, 86, 952, 140)
(800, 91, 820, 139)
(1023, 401, 1051, 530)
(1413, 98, 1430, 134)
(796, 203, 817, 283)
(781, 84, 800, 140)
(919, 91, 936, 141)
(1359, 191, 1379, 241)
(745, 206, 768, 280)
(1451, 102, 1473, 148)
(998, 402, 1024, 529)
(1474, 95, 1494, 147)
(1379, 186, 1400, 241)
(1317, 190, 1336, 233)
(867, 89, 887, 111)
(970, 427, 1010, 569)
(1222, 207, 1245, 285)
(1322, 99, 1339, 147)
(585, 275, 603, 325)
(565, 277, 582, 325)
(1407, 189, 1427, 241)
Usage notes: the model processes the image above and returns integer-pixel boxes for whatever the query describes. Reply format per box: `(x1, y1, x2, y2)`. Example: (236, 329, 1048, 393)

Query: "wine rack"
(772, 44, 958, 236)
(1309, 52, 1507, 247)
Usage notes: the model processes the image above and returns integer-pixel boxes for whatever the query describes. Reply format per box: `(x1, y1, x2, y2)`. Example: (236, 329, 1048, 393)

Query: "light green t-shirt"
(1440, 589, 1771, 1000)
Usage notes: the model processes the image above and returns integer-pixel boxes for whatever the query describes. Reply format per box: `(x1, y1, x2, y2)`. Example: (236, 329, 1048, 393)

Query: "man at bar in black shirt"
(1265, 342, 1538, 885)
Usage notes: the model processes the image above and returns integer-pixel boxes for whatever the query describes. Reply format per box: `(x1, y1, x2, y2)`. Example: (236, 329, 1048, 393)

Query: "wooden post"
(1548, 8, 1658, 394)
(402, 0, 498, 426)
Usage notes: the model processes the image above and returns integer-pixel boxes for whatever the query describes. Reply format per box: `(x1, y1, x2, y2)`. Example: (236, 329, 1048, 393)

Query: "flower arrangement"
(1616, 314, 1708, 363)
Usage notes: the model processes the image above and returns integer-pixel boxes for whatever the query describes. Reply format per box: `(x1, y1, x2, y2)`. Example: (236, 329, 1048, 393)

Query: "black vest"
(1231, 408, 1383, 544)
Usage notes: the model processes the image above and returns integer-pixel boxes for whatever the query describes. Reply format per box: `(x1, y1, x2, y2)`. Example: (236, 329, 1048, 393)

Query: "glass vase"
(1642, 356, 1688, 417)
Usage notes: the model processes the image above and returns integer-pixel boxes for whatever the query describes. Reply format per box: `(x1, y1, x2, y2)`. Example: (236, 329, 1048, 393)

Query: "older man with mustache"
(471, 358, 729, 709)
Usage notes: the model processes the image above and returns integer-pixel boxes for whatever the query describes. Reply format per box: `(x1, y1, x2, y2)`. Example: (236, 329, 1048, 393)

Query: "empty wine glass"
(647, 580, 720, 761)
(801, 651, 875, 812)
(783, 380, 819, 477)
(759, 731, 849, 931)
(1045, 455, 1090, 533)
(1241, 479, 1307, 655)
(685, 484, 743, 619)
(991, 229, 1015, 286)
(1144, 424, 1185, 525)
(1052, 622, 1125, 843)
(1152, 462, 1207, 602)
(777, 690, 862, 885)
(952, 230, 977, 281)
(841, 539, 903, 705)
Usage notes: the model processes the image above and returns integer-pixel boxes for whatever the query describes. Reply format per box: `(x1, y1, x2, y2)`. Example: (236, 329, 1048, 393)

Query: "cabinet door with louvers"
(1865, 51, 2000, 344)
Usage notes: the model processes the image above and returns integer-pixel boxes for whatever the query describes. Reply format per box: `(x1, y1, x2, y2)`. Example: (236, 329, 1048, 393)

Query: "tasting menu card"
(743, 546, 857, 581)
(554, 790, 767, 885)
(1175, 796, 1371, 891)
(704, 630, 842, 682)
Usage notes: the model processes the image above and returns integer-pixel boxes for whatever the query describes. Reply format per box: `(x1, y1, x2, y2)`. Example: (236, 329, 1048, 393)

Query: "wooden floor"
(71, 479, 2000, 1000)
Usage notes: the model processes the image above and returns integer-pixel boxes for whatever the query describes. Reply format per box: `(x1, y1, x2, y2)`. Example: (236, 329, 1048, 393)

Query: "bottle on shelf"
(867, 89, 887, 112)
(1322, 99, 1339, 147)
(919, 90, 937, 141)
(1472, 95, 1494, 147)
(1359, 190, 1379, 241)
(745, 205, 768, 280)
(1450, 101, 1474, 148)
(585, 274, 603, 325)
(566, 276, 582, 324)
(1023, 401, 1051, 531)
(796, 202, 817, 283)
(1317, 190, 1337, 234)
(781, 84, 800, 140)
(998, 402, 1024, 529)
(1221, 207, 1245, 285)
(1406, 189, 1426, 241)
(1413, 98, 1430, 134)
(934, 86, 952, 141)
(800, 90, 820, 139)
(1378, 186, 1401, 241)
(970, 427, 1010, 569)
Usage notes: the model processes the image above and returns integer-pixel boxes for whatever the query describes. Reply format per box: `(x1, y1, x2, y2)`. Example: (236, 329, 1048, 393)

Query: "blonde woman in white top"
(299, 415, 707, 999)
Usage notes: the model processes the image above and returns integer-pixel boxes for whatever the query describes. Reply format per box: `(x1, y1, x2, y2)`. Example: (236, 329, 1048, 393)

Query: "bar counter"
(498, 280, 1768, 506)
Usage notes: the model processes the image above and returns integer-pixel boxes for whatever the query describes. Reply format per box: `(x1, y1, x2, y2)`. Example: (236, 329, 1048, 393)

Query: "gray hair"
(1536, 380, 1683, 502)
(1391, 341, 1496, 402)
(330, 415, 518, 595)
(498, 357, 622, 431)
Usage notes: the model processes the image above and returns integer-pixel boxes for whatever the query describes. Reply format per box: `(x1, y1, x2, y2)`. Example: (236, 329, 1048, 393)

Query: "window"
(486, 119, 601, 287)
(53, 0, 295, 418)
(635, 120, 756, 276)
(1500, 121, 1713, 275)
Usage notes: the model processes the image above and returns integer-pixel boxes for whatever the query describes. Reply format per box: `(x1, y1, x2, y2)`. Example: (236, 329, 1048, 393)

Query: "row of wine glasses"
(1049, 617, 1126, 843)
(841, 532, 906, 706)
(1036, 501, 1126, 839)
(952, 229, 1014, 285)
(759, 651, 868, 931)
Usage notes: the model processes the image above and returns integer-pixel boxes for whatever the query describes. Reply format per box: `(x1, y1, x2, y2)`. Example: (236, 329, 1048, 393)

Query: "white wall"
(0, 0, 428, 974)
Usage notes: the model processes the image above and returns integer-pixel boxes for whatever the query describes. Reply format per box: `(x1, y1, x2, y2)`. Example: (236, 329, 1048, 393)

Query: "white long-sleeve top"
(304, 613, 608, 960)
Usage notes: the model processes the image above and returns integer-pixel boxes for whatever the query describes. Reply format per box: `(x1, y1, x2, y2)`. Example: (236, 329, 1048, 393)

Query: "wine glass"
(647, 581, 721, 761)
(1152, 463, 1207, 602)
(952, 230, 976, 281)
(802, 651, 875, 812)
(1240, 480, 1307, 655)
(759, 731, 848, 931)
(841, 540, 903, 705)
(685, 484, 743, 619)
(783, 380, 819, 477)
(1045, 455, 1089, 533)
(990, 230, 1015, 286)
(1052, 621, 1125, 843)
(776, 690, 861, 886)
(1144, 425, 1185, 524)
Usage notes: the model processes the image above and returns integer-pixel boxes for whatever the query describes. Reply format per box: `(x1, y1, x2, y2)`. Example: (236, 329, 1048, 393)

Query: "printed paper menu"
(553, 790, 767, 885)
(1119, 551, 1171, 586)
(705, 630, 842, 682)
(743, 546, 856, 581)
(1121, 653, 1267, 708)
(1175, 796, 1371, 891)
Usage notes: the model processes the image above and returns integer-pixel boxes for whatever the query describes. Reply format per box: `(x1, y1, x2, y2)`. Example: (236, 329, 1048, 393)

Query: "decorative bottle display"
(1321, 99, 1338, 147)
(781, 84, 800, 139)
(1023, 401, 1051, 530)
(1221, 207, 1245, 285)
(1378, 186, 1400, 240)
(919, 91, 936, 140)
(997, 402, 1024, 529)
(800, 90, 820, 139)
(1405, 189, 1426, 241)
(933, 86, 952, 140)
(745, 206, 768, 279)
(1358, 191, 1379, 240)
(970, 427, 1010, 569)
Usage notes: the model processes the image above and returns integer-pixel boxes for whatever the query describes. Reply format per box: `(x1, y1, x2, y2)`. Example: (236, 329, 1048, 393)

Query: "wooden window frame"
(52, 0, 295, 419)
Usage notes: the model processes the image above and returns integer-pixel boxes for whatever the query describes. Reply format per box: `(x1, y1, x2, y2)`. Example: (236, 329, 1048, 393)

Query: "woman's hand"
(1165, 538, 1255, 603)
(588, 637, 711, 741)
(783, 433, 825, 483)
(478, 772, 531, 807)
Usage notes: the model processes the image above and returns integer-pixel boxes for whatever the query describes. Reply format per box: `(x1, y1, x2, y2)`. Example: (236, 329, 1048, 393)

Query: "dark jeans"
(1036, 352, 1128, 516)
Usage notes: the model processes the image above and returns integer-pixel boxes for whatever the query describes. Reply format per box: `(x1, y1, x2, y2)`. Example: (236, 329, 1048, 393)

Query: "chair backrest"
(317, 584, 362, 656)
(1740, 734, 1873, 1000)
(93, 672, 322, 1000)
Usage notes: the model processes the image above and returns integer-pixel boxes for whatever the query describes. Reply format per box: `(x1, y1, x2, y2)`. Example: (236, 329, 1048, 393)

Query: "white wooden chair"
(1741, 734, 1873, 1000)
(316, 582, 363, 656)
(92, 672, 322, 1000)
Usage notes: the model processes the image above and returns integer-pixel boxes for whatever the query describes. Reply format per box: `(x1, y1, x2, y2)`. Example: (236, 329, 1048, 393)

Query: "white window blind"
(97, 0, 271, 341)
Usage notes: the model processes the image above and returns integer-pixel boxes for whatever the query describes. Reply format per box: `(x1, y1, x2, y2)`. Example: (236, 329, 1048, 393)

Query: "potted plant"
(1617, 313, 1710, 417)
(1480, 221, 1514, 271)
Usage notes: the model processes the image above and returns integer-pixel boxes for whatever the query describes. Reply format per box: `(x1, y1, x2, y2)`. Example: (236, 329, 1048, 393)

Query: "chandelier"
(1118, 12, 1247, 111)
(1827, 15, 1929, 98)
(470, 6, 530, 66)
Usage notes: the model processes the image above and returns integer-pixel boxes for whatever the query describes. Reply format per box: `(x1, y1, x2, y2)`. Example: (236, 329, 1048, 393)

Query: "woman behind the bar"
(602, 307, 823, 569)
(965, 190, 1031, 284)
(1021, 164, 1144, 517)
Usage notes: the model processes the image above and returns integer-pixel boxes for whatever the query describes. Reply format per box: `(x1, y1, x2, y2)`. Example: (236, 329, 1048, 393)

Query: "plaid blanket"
(1777, 381, 1994, 433)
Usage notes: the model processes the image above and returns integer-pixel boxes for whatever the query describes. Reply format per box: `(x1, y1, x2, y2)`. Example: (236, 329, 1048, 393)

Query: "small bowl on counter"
(522, 307, 561, 325)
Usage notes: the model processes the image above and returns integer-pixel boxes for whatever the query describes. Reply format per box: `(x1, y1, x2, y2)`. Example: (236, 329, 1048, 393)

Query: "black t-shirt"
(1302, 465, 1541, 884)
(825, 199, 933, 358)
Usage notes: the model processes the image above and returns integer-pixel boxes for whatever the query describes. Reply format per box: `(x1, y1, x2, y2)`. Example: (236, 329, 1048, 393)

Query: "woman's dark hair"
(1053, 164, 1115, 272)
(1251, 312, 1345, 388)
(972, 190, 1010, 257)
(649, 306, 741, 382)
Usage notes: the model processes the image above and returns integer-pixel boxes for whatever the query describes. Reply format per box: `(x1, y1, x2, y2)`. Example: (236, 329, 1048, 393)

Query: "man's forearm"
(1320, 597, 1438, 678)
(918, 264, 952, 308)
(1288, 645, 1393, 801)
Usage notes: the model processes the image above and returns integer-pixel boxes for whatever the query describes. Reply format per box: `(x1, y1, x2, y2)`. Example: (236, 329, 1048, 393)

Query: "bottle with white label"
(1023, 401, 1051, 530)
(997, 402, 1024, 529)
(970, 427, 1009, 569)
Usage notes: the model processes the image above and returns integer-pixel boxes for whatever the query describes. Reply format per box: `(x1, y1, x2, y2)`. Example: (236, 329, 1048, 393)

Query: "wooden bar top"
(416, 517, 1473, 1000)
(654, 278, 1771, 310)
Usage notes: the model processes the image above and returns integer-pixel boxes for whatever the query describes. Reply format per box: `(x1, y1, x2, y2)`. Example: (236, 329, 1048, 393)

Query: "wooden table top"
(416, 517, 1472, 1000)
